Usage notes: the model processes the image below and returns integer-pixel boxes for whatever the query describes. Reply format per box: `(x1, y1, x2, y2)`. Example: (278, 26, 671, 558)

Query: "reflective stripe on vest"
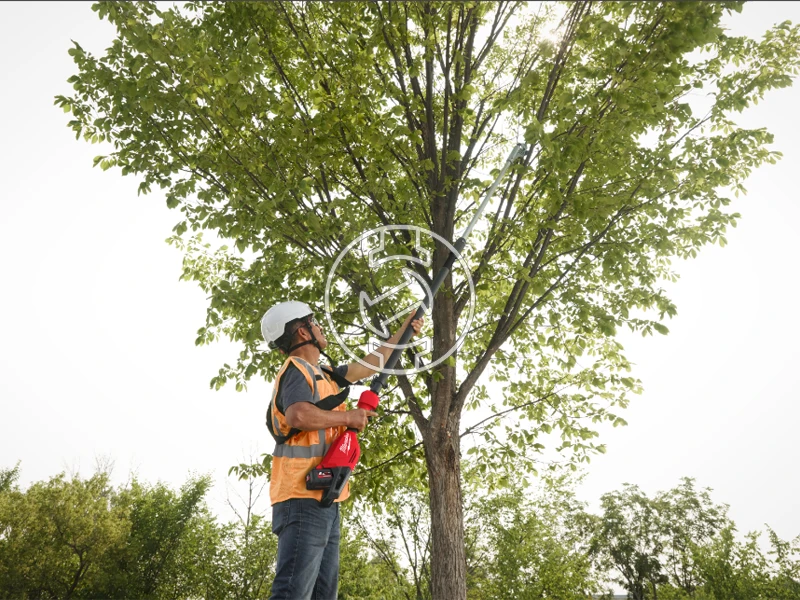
(273, 431, 327, 458)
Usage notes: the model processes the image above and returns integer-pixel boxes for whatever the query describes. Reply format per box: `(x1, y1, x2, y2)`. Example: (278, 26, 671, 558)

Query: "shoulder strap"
(320, 366, 352, 390)
(315, 387, 349, 411)
(315, 365, 350, 411)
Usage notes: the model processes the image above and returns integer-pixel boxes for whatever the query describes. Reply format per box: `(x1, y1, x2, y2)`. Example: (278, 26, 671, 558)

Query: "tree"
(765, 527, 800, 600)
(348, 485, 433, 600)
(468, 474, 604, 600)
(96, 476, 212, 598)
(0, 463, 19, 493)
(592, 479, 733, 600)
(169, 504, 232, 599)
(0, 470, 128, 599)
(215, 464, 279, 599)
(658, 478, 730, 595)
(345, 468, 606, 600)
(58, 2, 800, 597)
(0, 464, 243, 599)
(693, 527, 772, 600)
(689, 526, 800, 600)
(593, 484, 667, 600)
(338, 524, 415, 600)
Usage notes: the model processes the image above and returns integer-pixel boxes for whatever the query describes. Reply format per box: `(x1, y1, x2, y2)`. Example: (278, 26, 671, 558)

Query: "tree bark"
(424, 419, 466, 600)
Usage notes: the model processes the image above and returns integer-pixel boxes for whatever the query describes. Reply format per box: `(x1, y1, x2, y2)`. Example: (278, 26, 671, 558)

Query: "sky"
(0, 1, 798, 547)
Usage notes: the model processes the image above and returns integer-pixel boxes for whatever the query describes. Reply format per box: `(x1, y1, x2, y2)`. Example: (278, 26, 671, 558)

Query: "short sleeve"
(333, 364, 349, 381)
(275, 363, 314, 414)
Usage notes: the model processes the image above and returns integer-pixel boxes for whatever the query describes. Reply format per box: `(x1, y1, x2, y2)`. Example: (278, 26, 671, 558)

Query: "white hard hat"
(261, 301, 314, 349)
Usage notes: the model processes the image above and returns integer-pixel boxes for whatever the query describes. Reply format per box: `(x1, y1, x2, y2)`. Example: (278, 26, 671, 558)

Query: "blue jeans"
(270, 498, 341, 600)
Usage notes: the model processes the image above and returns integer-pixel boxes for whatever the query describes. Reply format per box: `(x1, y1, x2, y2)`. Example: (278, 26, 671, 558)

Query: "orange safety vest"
(267, 356, 351, 505)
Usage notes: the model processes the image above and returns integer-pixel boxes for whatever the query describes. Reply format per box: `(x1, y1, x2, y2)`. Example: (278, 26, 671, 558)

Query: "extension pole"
(369, 143, 527, 394)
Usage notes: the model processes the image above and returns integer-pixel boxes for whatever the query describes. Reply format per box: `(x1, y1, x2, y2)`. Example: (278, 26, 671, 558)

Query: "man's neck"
(289, 345, 320, 366)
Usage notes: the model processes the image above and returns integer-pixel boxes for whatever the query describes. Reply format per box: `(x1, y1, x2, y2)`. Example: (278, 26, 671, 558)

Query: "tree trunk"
(424, 146, 466, 597)
(425, 422, 466, 600)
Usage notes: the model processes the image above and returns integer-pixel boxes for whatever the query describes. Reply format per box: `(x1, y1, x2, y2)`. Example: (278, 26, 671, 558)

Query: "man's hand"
(401, 311, 424, 339)
(344, 310, 426, 383)
(345, 408, 378, 432)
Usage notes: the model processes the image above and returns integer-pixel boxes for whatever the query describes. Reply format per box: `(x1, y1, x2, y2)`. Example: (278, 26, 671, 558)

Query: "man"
(261, 300, 423, 600)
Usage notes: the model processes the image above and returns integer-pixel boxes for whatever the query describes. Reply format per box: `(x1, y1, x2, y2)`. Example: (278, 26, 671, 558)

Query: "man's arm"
(279, 363, 376, 432)
(286, 402, 375, 433)
(344, 312, 424, 383)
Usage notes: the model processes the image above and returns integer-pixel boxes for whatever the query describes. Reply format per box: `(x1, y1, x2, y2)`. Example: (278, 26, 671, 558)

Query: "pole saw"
(307, 143, 528, 506)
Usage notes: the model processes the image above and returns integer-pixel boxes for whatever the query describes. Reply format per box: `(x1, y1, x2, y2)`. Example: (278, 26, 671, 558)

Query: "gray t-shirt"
(276, 363, 349, 414)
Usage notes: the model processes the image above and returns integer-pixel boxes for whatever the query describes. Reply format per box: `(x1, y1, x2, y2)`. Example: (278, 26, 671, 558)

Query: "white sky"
(0, 1, 798, 546)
